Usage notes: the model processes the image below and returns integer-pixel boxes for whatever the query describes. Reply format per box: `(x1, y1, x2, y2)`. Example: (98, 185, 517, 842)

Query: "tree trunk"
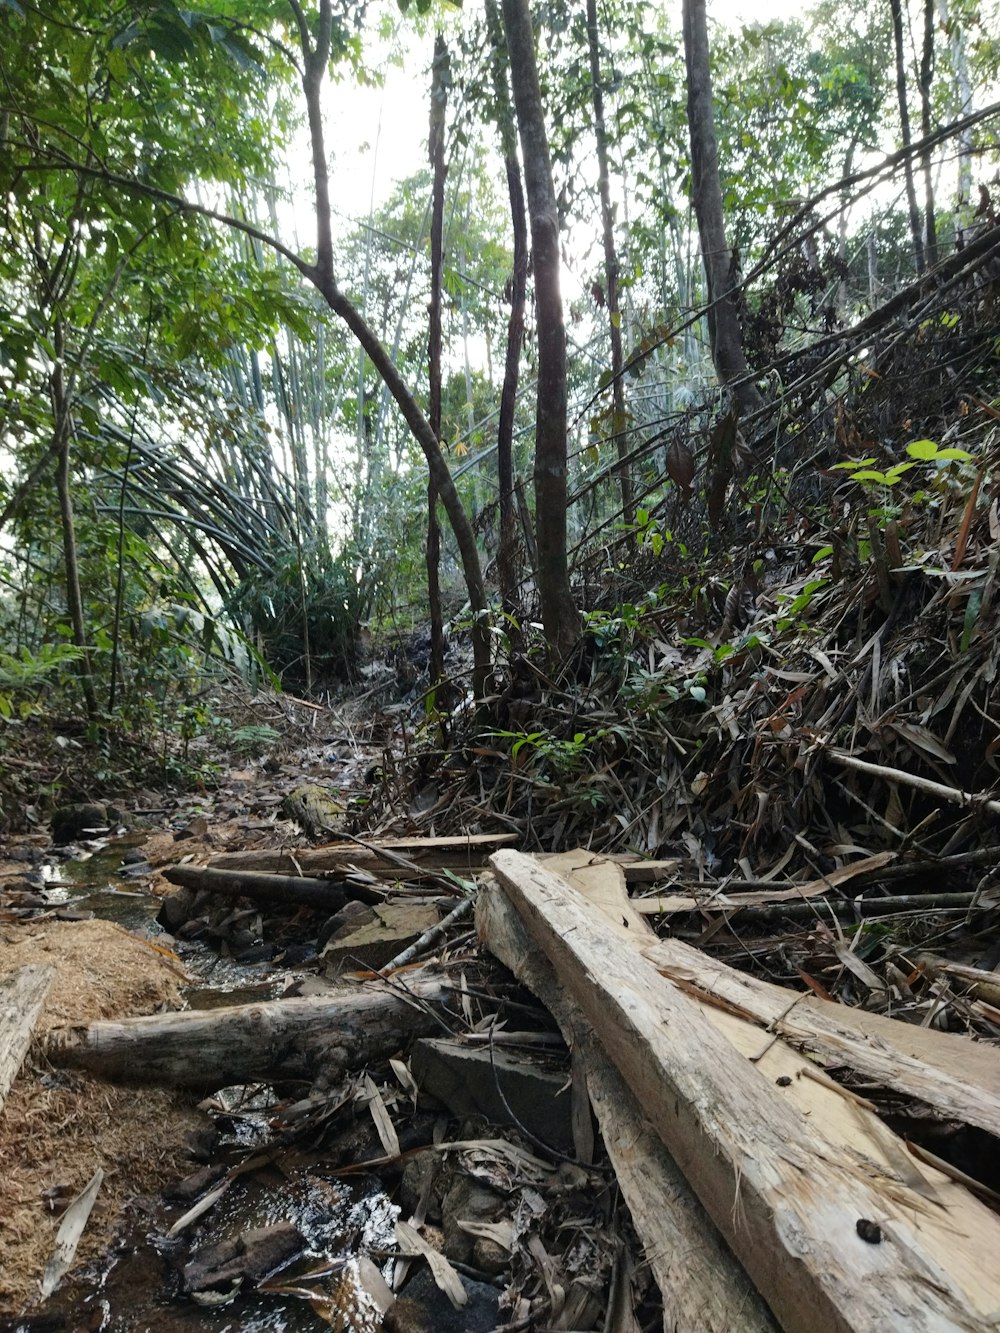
(291, 0, 490, 696)
(918, 0, 938, 265)
(682, 0, 763, 422)
(486, 0, 527, 620)
(587, 0, 634, 527)
(52, 319, 98, 721)
(0, 965, 55, 1114)
(890, 0, 927, 274)
(426, 34, 448, 688)
(501, 0, 580, 660)
(936, 0, 973, 209)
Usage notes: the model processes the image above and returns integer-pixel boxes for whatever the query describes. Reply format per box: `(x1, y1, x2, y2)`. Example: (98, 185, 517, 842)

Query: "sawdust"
(0, 919, 205, 1315)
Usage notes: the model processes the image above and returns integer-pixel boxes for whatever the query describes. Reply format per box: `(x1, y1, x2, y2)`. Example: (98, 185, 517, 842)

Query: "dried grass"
(0, 919, 203, 1315)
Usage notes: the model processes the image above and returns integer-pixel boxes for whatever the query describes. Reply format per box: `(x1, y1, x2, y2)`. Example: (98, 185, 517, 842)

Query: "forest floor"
(3, 393, 1000, 1327)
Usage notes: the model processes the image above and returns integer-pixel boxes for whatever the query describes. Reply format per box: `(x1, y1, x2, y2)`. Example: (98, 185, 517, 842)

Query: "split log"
(490, 850, 1000, 1333)
(477, 886, 778, 1333)
(641, 936, 1000, 1136)
(44, 974, 453, 1088)
(544, 851, 1000, 1129)
(0, 964, 55, 1113)
(161, 865, 376, 911)
(208, 833, 516, 880)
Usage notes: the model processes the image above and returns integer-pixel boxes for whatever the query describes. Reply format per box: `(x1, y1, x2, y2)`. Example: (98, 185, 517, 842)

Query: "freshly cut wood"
(162, 864, 374, 910)
(209, 833, 516, 879)
(477, 885, 778, 1333)
(551, 850, 1000, 1125)
(44, 975, 452, 1088)
(0, 964, 55, 1113)
(641, 935, 1000, 1135)
(490, 850, 1000, 1333)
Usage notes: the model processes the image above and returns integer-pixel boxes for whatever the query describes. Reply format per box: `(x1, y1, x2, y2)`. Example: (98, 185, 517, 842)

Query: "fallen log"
(208, 833, 516, 879)
(44, 974, 453, 1088)
(0, 964, 55, 1113)
(490, 850, 1000, 1333)
(161, 864, 375, 911)
(477, 885, 778, 1333)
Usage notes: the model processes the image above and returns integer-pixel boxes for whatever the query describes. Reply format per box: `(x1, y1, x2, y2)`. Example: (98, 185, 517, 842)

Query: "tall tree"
(501, 0, 580, 659)
(682, 0, 763, 421)
(426, 33, 448, 686)
(890, 0, 927, 273)
(485, 0, 528, 620)
(586, 0, 635, 527)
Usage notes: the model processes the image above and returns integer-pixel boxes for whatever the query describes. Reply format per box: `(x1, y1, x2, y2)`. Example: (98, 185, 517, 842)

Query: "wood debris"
(481, 849, 1000, 1333)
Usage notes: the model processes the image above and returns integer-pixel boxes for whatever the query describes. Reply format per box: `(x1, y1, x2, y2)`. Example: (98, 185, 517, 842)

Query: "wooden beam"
(0, 964, 55, 1113)
(477, 886, 778, 1333)
(489, 850, 1000, 1333)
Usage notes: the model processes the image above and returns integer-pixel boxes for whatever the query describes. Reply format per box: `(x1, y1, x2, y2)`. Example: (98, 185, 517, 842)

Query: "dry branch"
(209, 834, 515, 879)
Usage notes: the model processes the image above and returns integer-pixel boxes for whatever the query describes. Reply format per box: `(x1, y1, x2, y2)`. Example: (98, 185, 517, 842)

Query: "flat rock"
(411, 1037, 574, 1155)
(322, 902, 439, 972)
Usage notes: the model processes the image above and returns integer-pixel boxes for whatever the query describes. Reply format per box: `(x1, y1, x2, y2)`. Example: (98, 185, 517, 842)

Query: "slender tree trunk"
(501, 0, 580, 659)
(889, 0, 926, 274)
(586, 0, 634, 527)
(918, 0, 938, 265)
(682, 0, 763, 421)
(486, 0, 528, 619)
(936, 0, 973, 209)
(52, 321, 98, 721)
(289, 0, 490, 696)
(426, 33, 447, 687)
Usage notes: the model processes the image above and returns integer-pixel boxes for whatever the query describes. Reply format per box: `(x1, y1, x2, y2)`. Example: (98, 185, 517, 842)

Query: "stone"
(410, 1038, 574, 1155)
(50, 803, 108, 844)
(321, 902, 440, 972)
(383, 1267, 500, 1333)
(441, 1177, 505, 1266)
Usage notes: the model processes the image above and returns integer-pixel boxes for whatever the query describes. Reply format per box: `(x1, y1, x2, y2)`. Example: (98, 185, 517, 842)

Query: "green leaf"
(905, 438, 940, 460)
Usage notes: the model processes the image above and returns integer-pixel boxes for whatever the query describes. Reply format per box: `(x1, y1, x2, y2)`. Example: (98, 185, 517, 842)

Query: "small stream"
(29, 840, 398, 1333)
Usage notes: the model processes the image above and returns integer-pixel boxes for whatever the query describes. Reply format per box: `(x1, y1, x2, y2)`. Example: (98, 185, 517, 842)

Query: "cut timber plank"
(477, 884, 778, 1333)
(490, 850, 1000, 1333)
(640, 936, 1000, 1137)
(0, 964, 55, 1113)
(554, 848, 1000, 1127)
(209, 833, 516, 879)
(44, 975, 451, 1088)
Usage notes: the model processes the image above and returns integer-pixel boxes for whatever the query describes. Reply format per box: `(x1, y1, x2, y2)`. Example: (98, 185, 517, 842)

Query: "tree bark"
(486, 0, 528, 620)
(890, 0, 927, 274)
(682, 0, 763, 421)
(501, 0, 580, 660)
(587, 0, 634, 527)
(44, 974, 453, 1088)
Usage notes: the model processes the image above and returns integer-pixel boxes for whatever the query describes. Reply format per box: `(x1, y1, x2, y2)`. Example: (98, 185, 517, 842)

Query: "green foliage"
(0, 644, 87, 720)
